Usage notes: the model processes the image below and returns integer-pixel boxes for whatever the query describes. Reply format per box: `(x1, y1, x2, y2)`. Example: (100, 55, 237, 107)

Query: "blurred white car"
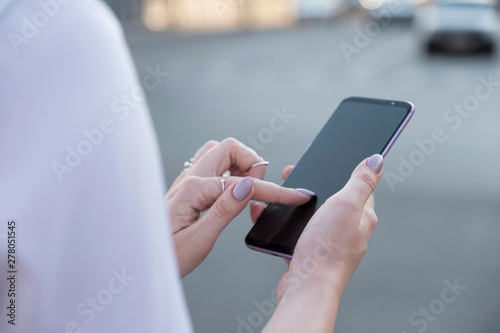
(367, 0, 419, 22)
(414, 1, 500, 53)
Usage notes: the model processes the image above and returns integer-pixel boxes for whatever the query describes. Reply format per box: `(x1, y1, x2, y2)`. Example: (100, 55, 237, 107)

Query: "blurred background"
(104, 0, 500, 332)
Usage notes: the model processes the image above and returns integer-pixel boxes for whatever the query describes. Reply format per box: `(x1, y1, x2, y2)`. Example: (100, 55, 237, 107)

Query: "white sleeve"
(0, 0, 193, 332)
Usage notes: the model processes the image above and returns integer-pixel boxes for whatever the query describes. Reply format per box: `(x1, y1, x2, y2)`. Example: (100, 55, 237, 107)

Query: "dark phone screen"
(246, 97, 413, 256)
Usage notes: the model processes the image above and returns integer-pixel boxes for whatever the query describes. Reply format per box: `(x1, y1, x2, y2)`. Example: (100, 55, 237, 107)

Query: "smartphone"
(245, 97, 415, 259)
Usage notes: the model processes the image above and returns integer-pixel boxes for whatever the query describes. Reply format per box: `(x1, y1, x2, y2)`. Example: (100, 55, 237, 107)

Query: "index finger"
(249, 178, 314, 206)
(189, 137, 267, 179)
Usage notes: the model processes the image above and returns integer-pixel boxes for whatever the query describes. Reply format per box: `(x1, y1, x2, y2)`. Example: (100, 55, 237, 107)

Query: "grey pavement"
(126, 20, 500, 333)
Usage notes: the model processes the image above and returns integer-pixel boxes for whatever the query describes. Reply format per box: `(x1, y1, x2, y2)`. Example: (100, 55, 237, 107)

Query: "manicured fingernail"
(233, 177, 254, 201)
(295, 188, 315, 196)
(367, 154, 384, 174)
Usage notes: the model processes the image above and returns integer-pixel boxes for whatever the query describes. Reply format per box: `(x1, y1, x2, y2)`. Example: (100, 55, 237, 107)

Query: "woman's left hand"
(166, 138, 313, 278)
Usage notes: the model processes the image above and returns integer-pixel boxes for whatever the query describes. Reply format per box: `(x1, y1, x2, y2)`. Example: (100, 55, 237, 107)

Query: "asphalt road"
(126, 19, 500, 333)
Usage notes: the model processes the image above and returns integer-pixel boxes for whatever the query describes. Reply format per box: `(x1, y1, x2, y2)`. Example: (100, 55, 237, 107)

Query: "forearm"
(263, 278, 343, 333)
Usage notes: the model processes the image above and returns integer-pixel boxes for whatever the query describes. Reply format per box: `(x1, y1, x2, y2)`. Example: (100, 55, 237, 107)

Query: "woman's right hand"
(166, 138, 314, 278)
(262, 154, 384, 333)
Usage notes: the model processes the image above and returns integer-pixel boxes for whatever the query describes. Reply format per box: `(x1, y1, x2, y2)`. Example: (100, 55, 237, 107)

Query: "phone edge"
(381, 101, 415, 157)
(245, 243, 293, 259)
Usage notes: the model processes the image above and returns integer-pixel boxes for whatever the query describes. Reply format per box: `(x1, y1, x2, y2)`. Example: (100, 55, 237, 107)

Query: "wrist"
(285, 275, 343, 304)
(282, 260, 352, 299)
(265, 270, 343, 333)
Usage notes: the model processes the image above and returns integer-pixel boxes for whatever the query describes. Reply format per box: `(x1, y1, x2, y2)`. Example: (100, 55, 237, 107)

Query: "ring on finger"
(220, 173, 228, 193)
(251, 161, 269, 168)
(181, 158, 194, 174)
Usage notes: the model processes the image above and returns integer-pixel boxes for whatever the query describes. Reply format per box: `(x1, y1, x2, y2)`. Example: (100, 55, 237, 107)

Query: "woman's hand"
(166, 138, 314, 278)
(260, 154, 384, 333)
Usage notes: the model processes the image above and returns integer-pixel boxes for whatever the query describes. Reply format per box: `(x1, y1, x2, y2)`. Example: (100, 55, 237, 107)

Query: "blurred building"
(104, 0, 299, 31)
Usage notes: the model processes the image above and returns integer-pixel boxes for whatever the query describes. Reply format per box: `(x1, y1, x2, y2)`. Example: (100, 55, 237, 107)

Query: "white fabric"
(0, 0, 193, 332)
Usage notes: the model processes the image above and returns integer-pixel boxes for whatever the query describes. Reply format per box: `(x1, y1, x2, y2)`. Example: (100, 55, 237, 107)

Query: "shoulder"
(0, 0, 122, 56)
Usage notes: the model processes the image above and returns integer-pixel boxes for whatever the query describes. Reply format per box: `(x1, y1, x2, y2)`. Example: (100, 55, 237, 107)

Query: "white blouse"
(0, 0, 193, 332)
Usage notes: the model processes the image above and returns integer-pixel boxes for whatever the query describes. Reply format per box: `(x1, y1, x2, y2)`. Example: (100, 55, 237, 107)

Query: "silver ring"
(181, 158, 194, 174)
(220, 173, 228, 193)
(251, 161, 269, 168)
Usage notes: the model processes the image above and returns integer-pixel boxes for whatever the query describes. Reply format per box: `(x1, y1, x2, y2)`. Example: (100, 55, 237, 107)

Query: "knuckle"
(358, 171, 377, 193)
(212, 198, 233, 221)
(203, 140, 219, 149)
(363, 206, 378, 229)
(206, 180, 221, 198)
(182, 176, 213, 210)
(277, 186, 288, 202)
(182, 176, 201, 188)
(363, 203, 375, 216)
(192, 194, 206, 211)
(205, 139, 218, 146)
(221, 137, 240, 148)
(370, 212, 378, 229)
(330, 192, 357, 211)
(359, 244, 368, 257)
(193, 186, 217, 211)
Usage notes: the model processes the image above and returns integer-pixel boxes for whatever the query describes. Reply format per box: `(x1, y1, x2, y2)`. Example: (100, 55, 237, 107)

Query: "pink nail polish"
(233, 177, 253, 201)
(295, 188, 315, 196)
(367, 154, 384, 174)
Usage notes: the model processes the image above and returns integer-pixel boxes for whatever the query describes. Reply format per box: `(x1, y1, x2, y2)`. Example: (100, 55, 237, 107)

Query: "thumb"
(341, 154, 384, 207)
(195, 176, 254, 242)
